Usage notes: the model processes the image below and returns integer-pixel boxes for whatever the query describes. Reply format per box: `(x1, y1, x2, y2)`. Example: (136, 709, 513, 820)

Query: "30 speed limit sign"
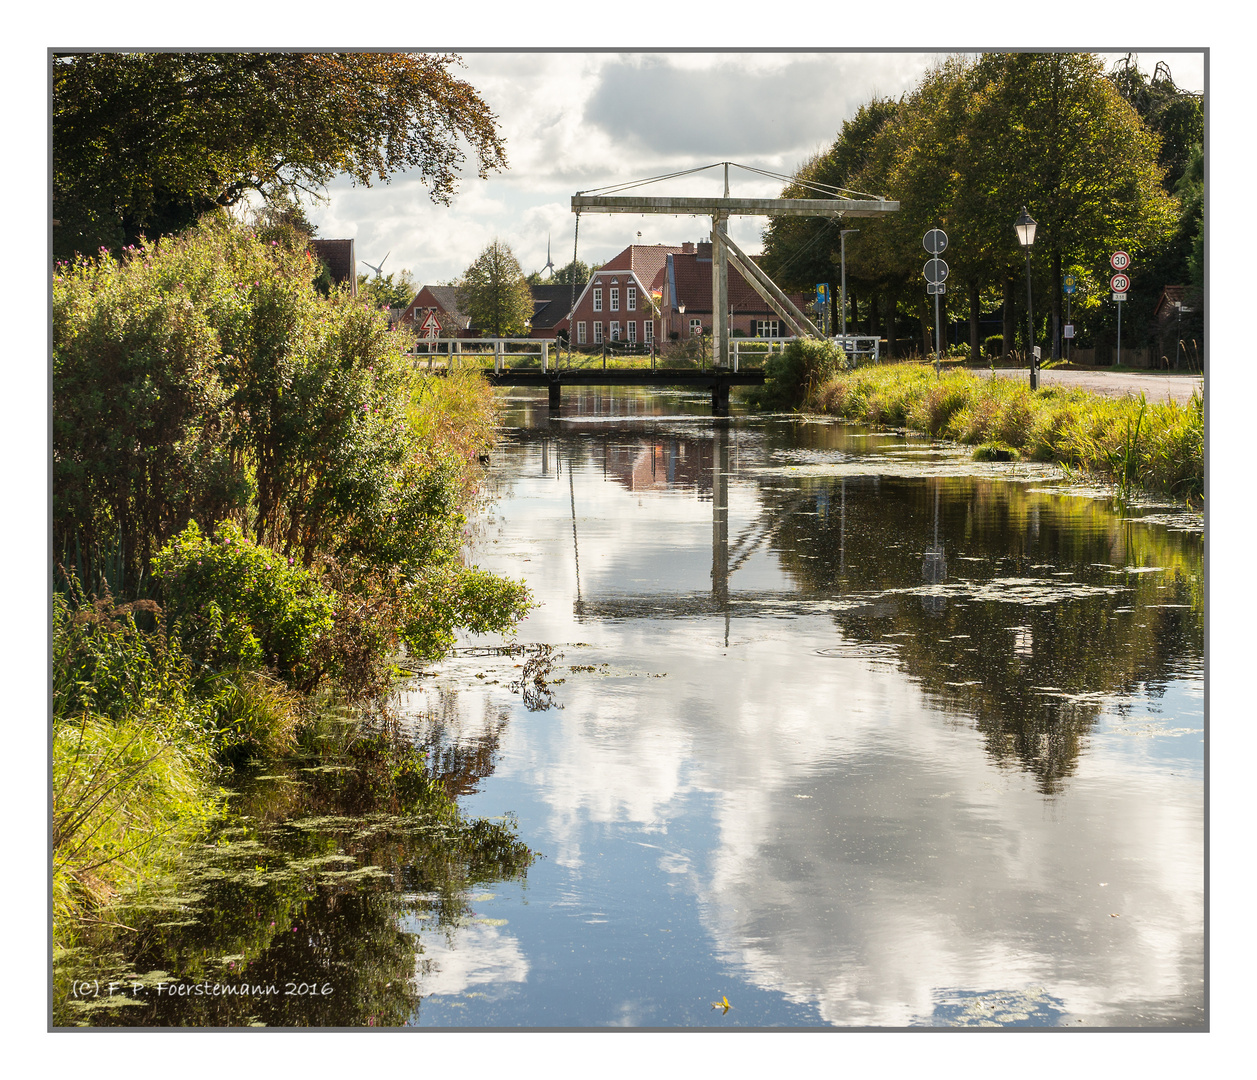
(1110, 273, 1130, 293)
(1110, 251, 1130, 271)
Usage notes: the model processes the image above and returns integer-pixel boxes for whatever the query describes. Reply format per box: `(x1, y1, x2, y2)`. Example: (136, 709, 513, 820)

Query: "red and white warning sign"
(419, 310, 442, 338)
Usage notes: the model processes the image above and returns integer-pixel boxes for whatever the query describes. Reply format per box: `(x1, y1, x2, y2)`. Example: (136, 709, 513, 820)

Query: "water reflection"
(431, 389, 1203, 1027)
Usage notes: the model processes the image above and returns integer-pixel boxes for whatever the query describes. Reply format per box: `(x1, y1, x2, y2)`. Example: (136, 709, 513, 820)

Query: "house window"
(610, 321, 621, 341)
(593, 288, 602, 312)
(577, 321, 587, 345)
(690, 319, 703, 338)
(626, 321, 637, 343)
(644, 320, 654, 343)
(610, 288, 619, 312)
(756, 320, 781, 338)
(627, 286, 637, 311)
(593, 321, 603, 344)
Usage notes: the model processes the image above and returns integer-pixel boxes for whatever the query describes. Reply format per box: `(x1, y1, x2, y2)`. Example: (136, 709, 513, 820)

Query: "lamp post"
(1014, 207, 1038, 391)
(840, 229, 860, 339)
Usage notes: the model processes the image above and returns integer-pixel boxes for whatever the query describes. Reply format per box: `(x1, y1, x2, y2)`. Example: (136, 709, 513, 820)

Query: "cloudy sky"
(303, 50, 1206, 290)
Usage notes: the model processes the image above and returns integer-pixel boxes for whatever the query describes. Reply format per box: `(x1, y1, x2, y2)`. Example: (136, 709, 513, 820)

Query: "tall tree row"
(761, 53, 1201, 361)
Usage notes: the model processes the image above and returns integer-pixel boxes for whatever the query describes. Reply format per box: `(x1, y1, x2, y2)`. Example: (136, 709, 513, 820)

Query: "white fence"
(406, 334, 882, 373)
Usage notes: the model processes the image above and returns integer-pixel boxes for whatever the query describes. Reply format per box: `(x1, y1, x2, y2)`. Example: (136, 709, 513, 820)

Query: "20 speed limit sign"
(1110, 273, 1130, 293)
(1110, 251, 1130, 271)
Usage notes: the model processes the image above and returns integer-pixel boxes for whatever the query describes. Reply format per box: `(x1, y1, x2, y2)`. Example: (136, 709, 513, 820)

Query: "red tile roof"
(599, 244, 682, 292)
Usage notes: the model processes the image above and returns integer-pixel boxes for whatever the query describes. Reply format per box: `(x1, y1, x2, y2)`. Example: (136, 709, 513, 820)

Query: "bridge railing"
(405, 338, 554, 373)
(404, 335, 881, 374)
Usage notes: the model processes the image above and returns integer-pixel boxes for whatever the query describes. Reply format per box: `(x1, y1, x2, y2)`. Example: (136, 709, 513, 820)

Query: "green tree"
(1106, 54, 1204, 191)
(455, 239, 534, 337)
(958, 53, 1178, 357)
(357, 269, 418, 310)
(53, 52, 508, 261)
(54, 217, 530, 689)
(527, 258, 590, 286)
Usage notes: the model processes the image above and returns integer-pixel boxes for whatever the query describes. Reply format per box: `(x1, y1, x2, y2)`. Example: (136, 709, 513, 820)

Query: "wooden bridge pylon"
(571, 162, 899, 369)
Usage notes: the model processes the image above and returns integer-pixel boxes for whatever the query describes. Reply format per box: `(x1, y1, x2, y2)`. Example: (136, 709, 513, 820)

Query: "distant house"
(307, 239, 357, 297)
(527, 283, 587, 339)
(562, 241, 812, 348)
(1152, 285, 1198, 367)
(397, 285, 472, 337)
(565, 244, 681, 348)
(658, 241, 810, 341)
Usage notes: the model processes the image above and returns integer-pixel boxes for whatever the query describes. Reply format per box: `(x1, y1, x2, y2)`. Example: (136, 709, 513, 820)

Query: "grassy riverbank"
(812, 362, 1203, 502)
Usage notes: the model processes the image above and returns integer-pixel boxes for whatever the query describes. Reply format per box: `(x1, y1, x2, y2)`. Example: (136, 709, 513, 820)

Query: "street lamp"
(1014, 207, 1038, 390)
(840, 229, 860, 339)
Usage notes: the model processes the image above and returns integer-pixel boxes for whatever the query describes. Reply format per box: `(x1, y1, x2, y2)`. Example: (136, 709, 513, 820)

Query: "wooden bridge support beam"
(712, 383, 730, 416)
(548, 381, 562, 410)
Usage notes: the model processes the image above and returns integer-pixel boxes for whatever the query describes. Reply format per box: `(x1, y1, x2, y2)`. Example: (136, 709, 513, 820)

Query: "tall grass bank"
(812, 363, 1203, 502)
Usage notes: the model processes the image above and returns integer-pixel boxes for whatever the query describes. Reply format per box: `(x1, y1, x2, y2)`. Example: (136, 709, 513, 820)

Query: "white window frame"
(610, 287, 619, 312)
(610, 321, 621, 341)
(626, 320, 637, 343)
(756, 319, 780, 338)
(644, 319, 654, 343)
(690, 318, 703, 338)
(577, 321, 587, 345)
(627, 286, 637, 311)
(593, 321, 603, 344)
(593, 287, 602, 312)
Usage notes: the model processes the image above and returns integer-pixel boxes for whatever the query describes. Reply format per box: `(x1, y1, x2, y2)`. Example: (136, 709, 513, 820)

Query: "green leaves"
(455, 239, 534, 338)
(53, 53, 508, 260)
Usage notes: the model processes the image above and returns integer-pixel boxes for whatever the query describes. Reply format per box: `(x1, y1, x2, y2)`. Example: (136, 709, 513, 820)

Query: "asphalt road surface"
(972, 365, 1203, 404)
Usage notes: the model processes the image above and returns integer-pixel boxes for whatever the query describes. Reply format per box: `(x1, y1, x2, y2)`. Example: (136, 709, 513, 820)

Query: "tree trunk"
(1002, 274, 1015, 362)
(1051, 247, 1063, 360)
(968, 278, 981, 361)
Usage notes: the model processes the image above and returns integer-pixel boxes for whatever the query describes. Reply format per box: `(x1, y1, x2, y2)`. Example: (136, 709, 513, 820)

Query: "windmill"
(363, 251, 390, 278)
(541, 235, 556, 279)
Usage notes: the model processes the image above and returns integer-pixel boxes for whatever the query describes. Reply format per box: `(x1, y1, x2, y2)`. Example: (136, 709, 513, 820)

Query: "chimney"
(682, 241, 695, 254)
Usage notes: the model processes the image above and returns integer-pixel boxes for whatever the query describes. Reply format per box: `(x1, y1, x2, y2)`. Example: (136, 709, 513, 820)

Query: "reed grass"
(813, 363, 1203, 502)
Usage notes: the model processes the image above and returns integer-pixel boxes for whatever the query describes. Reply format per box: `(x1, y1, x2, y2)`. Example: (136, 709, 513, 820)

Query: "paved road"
(970, 365, 1203, 404)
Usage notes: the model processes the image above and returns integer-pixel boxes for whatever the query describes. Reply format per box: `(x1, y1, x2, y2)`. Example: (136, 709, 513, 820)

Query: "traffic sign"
(419, 309, 442, 338)
(923, 258, 949, 285)
(1063, 273, 1077, 295)
(1110, 273, 1130, 293)
(923, 229, 948, 255)
(1112, 293, 1127, 302)
(1110, 251, 1130, 271)
(927, 282, 946, 295)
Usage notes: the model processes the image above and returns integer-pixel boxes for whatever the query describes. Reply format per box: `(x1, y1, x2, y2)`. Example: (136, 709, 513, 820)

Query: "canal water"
(57, 386, 1205, 1029)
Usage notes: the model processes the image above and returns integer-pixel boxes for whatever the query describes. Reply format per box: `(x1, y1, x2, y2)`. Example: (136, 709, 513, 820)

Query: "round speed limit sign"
(1110, 273, 1130, 293)
(1110, 251, 1130, 271)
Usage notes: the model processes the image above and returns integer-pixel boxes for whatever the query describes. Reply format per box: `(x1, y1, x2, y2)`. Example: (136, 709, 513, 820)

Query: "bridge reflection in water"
(518, 422, 951, 643)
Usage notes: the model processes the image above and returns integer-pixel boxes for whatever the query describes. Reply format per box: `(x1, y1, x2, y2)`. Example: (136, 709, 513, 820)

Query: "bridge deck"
(482, 367, 765, 388)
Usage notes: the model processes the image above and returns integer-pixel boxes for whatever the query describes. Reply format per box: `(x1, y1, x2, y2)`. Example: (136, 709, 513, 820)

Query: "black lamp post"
(1014, 207, 1038, 390)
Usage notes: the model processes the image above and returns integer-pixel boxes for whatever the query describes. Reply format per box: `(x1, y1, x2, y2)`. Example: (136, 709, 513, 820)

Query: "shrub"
(984, 334, 1004, 358)
(151, 520, 336, 689)
(752, 338, 849, 409)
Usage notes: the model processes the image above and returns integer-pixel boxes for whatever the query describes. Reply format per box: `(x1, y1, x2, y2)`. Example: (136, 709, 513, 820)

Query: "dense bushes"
(748, 338, 850, 409)
(52, 216, 532, 938)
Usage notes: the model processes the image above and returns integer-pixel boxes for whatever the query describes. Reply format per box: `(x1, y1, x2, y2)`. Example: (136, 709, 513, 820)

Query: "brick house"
(397, 285, 472, 337)
(527, 284, 586, 339)
(307, 239, 357, 297)
(658, 241, 811, 341)
(565, 244, 680, 348)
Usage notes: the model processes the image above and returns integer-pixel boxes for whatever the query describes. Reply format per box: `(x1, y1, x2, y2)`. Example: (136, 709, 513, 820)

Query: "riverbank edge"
(807, 361, 1203, 503)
